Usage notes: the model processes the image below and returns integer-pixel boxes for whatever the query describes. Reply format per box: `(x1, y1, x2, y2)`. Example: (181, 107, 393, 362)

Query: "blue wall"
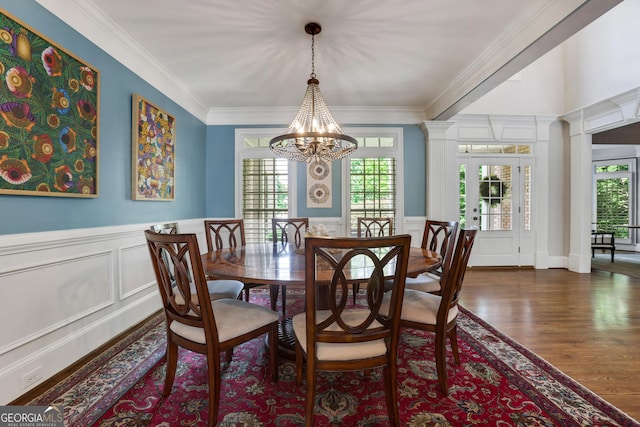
(205, 124, 426, 218)
(0, 1, 207, 235)
(0, 2, 426, 235)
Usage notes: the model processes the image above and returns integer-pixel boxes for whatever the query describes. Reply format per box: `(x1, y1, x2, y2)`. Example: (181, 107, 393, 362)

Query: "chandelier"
(269, 23, 357, 163)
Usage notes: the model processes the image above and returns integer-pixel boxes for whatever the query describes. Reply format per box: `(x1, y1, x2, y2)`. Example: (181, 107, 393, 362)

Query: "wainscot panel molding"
(119, 243, 156, 300)
(403, 217, 428, 248)
(0, 219, 207, 404)
(0, 250, 114, 355)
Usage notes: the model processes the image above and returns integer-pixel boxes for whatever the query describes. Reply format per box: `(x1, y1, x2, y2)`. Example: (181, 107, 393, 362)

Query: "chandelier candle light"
(269, 23, 357, 163)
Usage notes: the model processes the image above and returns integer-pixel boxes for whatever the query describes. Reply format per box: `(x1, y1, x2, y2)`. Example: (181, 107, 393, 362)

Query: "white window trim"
(340, 127, 404, 236)
(235, 127, 404, 237)
(592, 158, 636, 238)
(234, 128, 298, 218)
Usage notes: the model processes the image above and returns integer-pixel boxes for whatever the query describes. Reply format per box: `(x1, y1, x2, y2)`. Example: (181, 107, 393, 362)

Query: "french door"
(462, 157, 533, 266)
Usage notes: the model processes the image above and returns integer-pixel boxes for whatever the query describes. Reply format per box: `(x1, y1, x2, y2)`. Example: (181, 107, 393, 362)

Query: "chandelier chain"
(310, 33, 316, 79)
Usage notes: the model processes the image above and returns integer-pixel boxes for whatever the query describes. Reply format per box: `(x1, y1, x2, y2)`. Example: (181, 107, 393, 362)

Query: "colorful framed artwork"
(0, 8, 99, 197)
(131, 94, 175, 201)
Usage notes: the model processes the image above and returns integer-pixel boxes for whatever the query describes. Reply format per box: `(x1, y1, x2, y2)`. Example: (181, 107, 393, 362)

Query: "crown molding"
(426, 0, 622, 121)
(561, 87, 640, 134)
(34, 0, 427, 127)
(35, 0, 209, 122)
(206, 106, 427, 126)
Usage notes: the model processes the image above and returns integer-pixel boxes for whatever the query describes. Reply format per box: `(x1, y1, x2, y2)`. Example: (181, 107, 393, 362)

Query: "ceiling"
(37, 0, 622, 123)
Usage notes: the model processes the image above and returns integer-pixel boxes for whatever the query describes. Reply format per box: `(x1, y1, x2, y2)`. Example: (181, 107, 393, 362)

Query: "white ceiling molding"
(35, 0, 209, 122)
(207, 106, 427, 126)
(427, 0, 623, 120)
(35, 0, 621, 126)
(562, 88, 640, 134)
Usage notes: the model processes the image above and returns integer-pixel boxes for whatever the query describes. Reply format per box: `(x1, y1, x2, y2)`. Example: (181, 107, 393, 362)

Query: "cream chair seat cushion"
(381, 288, 458, 325)
(206, 279, 245, 300)
(292, 309, 387, 361)
(170, 298, 278, 344)
(404, 272, 441, 293)
(173, 279, 244, 305)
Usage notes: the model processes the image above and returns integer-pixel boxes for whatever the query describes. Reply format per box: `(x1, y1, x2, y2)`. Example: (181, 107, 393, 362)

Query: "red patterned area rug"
(27, 290, 639, 426)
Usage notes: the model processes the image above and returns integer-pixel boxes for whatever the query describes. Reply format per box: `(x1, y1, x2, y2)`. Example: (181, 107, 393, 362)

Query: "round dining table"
(201, 241, 441, 358)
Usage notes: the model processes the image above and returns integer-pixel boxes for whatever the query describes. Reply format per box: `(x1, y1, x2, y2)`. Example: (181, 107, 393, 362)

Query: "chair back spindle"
(357, 217, 394, 238)
(272, 217, 309, 249)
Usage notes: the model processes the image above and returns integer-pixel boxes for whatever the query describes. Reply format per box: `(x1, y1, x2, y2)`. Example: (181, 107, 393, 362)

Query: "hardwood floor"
(460, 267, 640, 421)
(14, 266, 640, 422)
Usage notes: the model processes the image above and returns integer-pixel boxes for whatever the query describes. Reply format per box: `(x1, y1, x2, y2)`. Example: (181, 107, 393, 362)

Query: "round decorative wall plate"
(309, 159, 330, 180)
(308, 183, 330, 204)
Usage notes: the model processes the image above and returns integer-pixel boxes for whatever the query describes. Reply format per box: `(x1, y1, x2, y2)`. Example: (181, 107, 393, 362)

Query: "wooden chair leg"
(207, 352, 222, 427)
(281, 285, 287, 318)
(295, 341, 304, 385)
(305, 360, 316, 426)
(270, 284, 279, 312)
(449, 327, 460, 364)
(269, 323, 279, 382)
(435, 330, 449, 396)
(384, 362, 400, 426)
(163, 340, 178, 397)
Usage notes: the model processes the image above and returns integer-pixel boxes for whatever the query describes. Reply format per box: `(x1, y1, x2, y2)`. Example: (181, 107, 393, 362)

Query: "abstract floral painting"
(131, 94, 175, 201)
(0, 9, 99, 197)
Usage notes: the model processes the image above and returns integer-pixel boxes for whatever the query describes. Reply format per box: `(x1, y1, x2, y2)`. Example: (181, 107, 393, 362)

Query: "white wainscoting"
(0, 218, 209, 404)
(0, 217, 427, 404)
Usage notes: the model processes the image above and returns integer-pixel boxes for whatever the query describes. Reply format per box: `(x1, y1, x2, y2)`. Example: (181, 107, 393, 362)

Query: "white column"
(533, 116, 555, 269)
(419, 121, 456, 221)
(564, 111, 593, 273)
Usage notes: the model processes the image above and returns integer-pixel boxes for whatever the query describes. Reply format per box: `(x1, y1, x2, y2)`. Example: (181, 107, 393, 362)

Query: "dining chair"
(144, 230, 279, 426)
(292, 234, 411, 426)
(353, 216, 394, 303)
(403, 219, 458, 294)
(382, 228, 477, 395)
(357, 216, 393, 238)
(203, 219, 261, 301)
(271, 217, 309, 317)
(150, 222, 244, 301)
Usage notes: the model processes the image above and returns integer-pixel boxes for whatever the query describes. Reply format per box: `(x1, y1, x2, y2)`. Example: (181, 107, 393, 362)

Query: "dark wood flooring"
(461, 267, 640, 421)
(14, 265, 640, 422)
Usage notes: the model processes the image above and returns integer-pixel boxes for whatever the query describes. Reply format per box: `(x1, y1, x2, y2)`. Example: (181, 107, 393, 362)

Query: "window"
(236, 130, 296, 243)
(237, 128, 402, 240)
(593, 160, 634, 238)
(477, 164, 513, 231)
(343, 129, 403, 236)
(459, 164, 467, 228)
(458, 143, 532, 154)
(242, 158, 289, 243)
(457, 146, 532, 233)
(349, 158, 396, 233)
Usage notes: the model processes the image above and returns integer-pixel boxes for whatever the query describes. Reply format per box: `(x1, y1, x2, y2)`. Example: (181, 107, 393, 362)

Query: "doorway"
(460, 156, 534, 266)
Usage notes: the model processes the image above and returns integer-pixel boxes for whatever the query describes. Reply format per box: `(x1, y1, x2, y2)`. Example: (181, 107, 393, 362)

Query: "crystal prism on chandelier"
(269, 23, 357, 163)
